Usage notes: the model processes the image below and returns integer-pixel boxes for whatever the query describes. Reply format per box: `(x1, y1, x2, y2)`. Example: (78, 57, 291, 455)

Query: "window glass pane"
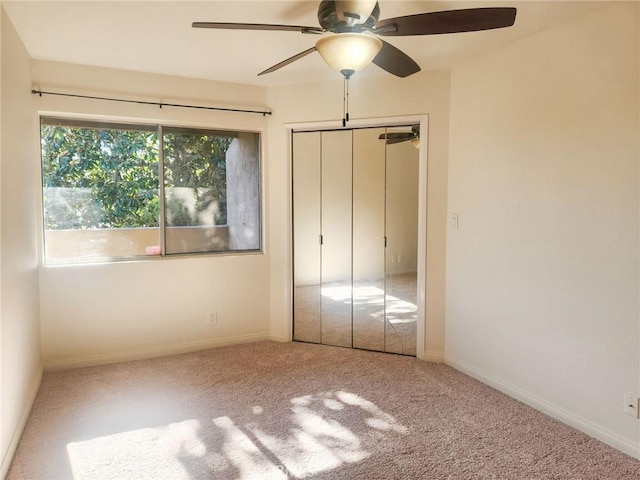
(41, 120, 160, 264)
(163, 128, 261, 254)
(39, 118, 262, 264)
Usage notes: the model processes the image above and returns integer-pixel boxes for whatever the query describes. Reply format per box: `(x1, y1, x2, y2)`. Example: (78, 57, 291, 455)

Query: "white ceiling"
(3, 1, 611, 87)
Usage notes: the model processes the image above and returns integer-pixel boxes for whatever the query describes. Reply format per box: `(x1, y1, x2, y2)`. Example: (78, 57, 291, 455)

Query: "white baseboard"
(420, 350, 445, 363)
(1, 367, 43, 479)
(446, 356, 640, 460)
(44, 332, 271, 371)
(269, 334, 291, 343)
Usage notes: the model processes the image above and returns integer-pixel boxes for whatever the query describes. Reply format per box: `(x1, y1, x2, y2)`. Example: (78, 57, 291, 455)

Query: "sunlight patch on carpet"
(67, 419, 205, 479)
(65, 391, 407, 479)
(212, 416, 288, 479)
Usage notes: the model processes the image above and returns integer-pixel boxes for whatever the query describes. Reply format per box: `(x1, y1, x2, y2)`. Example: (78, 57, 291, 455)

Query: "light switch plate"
(449, 213, 459, 230)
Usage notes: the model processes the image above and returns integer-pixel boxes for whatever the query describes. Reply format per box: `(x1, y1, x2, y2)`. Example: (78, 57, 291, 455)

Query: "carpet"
(7, 341, 640, 479)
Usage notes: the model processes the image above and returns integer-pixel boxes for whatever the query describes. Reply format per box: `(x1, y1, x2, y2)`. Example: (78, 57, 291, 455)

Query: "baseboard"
(420, 350, 444, 363)
(1, 367, 43, 479)
(445, 356, 640, 460)
(43, 332, 271, 371)
(269, 334, 291, 343)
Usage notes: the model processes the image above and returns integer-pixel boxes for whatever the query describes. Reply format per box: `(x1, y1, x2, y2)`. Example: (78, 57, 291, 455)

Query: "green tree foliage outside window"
(41, 124, 160, 230)
(41, 121, 232, 230)
(163, 129, 232, 226)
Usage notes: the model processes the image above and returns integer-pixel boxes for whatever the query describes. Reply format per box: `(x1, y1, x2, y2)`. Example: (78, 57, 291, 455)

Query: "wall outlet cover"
(624, 394, 639, 418)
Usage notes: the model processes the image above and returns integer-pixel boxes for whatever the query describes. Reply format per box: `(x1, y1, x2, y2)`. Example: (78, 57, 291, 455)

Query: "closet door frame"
(288, 115, 428, 360)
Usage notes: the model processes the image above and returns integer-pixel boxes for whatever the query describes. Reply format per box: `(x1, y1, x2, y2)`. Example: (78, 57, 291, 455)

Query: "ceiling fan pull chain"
(342, 75, 347, 127)
(341, 73, 351, 127)
(346, 75, 350, 124)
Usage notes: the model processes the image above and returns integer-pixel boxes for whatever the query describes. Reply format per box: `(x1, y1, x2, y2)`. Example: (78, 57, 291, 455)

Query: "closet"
(292, 126, 419, 355)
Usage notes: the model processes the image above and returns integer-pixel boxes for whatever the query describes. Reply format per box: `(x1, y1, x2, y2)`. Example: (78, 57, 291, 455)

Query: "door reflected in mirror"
(292, 132, 321, 343)
(385, 127, 419, 355)
(320, 131, 353, 347)
(352, 128, 386, 351)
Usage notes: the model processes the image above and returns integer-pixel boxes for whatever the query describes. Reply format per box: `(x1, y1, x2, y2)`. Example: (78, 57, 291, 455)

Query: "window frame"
(39, 116, 264, 266)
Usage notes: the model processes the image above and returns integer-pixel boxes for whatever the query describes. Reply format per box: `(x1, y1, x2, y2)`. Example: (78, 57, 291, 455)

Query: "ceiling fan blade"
(373, 7, 517, 36)
(192, 22, 325, 34)
(258, 47, 317, 76)
(372, 40, 420, 78)
(378, 132, 414, 140)
(387, 137, 413, 145)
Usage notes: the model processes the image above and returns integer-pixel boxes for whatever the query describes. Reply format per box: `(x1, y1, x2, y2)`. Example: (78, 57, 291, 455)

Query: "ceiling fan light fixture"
(316, 33, 382, 77)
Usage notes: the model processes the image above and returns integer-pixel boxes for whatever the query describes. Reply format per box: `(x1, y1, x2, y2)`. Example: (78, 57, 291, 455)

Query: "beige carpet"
(8, 341, 639, 479)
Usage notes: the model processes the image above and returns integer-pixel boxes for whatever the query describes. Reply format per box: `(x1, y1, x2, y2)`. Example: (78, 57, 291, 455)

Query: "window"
(40, 118, 261, 264)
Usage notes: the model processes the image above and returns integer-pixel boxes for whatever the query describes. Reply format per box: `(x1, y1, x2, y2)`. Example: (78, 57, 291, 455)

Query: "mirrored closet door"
(292, 126, 419, 355)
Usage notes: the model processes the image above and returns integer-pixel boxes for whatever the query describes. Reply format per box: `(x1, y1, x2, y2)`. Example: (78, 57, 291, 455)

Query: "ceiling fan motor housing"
(318, 0, 380, 32)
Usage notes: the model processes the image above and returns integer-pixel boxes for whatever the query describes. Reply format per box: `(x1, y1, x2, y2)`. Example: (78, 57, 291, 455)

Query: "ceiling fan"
(380, 125, 420, 148)
(193, 1, 517, 79)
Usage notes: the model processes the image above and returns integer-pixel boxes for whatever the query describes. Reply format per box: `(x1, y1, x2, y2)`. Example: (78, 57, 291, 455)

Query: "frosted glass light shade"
(316, 33, 383, 75)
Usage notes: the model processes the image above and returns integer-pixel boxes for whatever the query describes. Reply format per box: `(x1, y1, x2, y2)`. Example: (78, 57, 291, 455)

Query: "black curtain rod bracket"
(31, 89, 272, 116)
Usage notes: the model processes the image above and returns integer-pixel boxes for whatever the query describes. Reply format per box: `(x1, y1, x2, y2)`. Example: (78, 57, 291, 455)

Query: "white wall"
(32, 61, 271, 368)
(0, 8, 41, 478)
(446, 2, 639, 458)
(267, 69, 450, 361)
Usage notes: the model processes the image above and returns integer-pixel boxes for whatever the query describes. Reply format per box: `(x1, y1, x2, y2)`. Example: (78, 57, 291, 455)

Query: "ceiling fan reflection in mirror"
(193, 1, 517, 79)
(380, 125, 420, 149)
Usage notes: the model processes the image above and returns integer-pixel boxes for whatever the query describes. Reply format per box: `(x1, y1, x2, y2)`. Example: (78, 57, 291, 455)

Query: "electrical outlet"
(207, 311, 217, 326)
(624, 394, 639, 418)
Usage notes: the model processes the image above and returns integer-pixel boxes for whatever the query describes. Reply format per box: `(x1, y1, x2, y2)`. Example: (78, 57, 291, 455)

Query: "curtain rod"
(31, 89, 272, 116)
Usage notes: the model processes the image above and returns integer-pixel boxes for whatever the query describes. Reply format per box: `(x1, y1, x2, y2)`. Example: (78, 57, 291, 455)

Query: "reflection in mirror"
(321, 131, 353, 347)
(292, 132, 322, 343)
(352, 128, 386, 351)
(385, 126, 419, 355)
(292, 125, 419, 356)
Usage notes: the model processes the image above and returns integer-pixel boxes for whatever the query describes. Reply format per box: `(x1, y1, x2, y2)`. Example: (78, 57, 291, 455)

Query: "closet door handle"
(320, 234, 324, 245)
(384, 236, 387, 248)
